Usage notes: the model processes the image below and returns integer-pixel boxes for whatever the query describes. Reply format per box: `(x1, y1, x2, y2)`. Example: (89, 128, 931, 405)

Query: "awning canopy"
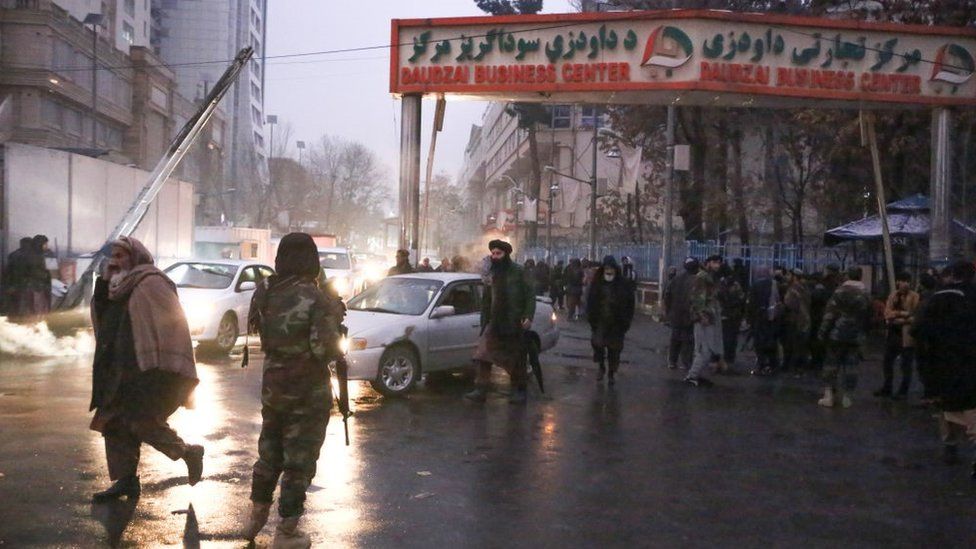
(823, 194, 976, 245)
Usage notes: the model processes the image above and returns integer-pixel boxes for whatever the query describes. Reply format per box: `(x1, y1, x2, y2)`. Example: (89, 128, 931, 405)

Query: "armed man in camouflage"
(817, 267, 872, 409)
(244, 233, 346, 548)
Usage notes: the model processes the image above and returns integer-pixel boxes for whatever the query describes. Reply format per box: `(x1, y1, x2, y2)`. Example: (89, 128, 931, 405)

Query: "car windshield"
(347, 277, 443, 315)
(320, 252, 351, 270)
(164, 262, 237, 289)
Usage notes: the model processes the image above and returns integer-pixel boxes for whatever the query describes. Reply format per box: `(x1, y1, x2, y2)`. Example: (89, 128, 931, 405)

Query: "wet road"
(1, 315, 974, 547)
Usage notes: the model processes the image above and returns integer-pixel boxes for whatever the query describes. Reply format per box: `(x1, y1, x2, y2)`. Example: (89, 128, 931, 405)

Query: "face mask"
(604, 273, 616, 282)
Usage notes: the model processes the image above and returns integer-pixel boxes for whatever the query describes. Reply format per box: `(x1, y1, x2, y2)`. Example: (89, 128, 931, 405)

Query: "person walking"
(244, 233, 346, 546)
(89, 237, 204, 503)
(717, 262, 746, 370)
(874, 272, 920, 400)
(388, 249, 414, 276)
(912, 261, 976, 473)
(549, 260, 566, 310)
(27, 234, 53, 317)
(663, 257, 698, 371)
(417, 258, 434, 272)
(466, 240, 536, 404)
(816, 267, 872, 408)
(565, 258, 584, 321)
(1, 237, 33, 317)
(747, 267, 785, 376)
(782, 268, 812, 374)
(621, 256, 637, 281)
(686, 255, 724, 386)
(808, 269, 837, 372)
(587, 256, 636, 386)
(534, 260, 550, 297)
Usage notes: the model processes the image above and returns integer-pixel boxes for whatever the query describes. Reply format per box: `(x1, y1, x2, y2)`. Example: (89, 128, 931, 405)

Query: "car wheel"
(208, 312, 238, 355)
(370, 345, 420, 397)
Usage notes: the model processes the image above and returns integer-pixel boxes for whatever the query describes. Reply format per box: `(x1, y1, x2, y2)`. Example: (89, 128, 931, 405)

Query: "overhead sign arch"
(390, 10, 974, 265)
(391, 10, 976, 107)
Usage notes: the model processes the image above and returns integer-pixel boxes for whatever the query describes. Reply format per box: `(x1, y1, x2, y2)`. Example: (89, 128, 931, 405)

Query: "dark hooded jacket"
(911, 283, 976, 411)
(587, 258, 636, 345)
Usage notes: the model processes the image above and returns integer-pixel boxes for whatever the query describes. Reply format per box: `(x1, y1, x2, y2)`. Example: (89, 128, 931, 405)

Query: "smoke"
(0, 316, 94, 357)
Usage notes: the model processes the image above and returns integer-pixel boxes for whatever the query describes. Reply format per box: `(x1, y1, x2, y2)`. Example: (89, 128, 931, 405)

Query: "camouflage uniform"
(817, 281, 872, 393)
(248, 275, 345, 519)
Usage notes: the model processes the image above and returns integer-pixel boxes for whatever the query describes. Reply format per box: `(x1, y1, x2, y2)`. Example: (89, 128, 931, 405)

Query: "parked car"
(343, 272, 560, 396)
(163, 259, 274, 354)
(318, 247, 355, 298)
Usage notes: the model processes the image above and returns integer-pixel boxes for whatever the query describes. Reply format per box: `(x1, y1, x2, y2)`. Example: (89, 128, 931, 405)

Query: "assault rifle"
(329, 325, 353, 446)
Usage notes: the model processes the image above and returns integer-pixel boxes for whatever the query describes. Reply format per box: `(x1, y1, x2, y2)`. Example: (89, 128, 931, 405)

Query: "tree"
(306, 136, 391, 248)
(475, 0, 543, 14)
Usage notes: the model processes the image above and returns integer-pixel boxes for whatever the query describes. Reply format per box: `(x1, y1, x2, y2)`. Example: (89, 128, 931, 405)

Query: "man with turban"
(465, 239, 536, 404)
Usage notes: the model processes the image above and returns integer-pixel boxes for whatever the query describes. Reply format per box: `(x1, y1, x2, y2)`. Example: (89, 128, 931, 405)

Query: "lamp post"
(544, 165, 600, 259)
(83, 13, 103, 148)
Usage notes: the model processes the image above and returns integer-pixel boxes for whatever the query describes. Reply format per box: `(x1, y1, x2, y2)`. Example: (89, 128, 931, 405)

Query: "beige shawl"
(102, 237, 197, 380)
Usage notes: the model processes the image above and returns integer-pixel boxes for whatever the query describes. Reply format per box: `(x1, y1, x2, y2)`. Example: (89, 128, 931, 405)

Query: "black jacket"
(587, 276, 636, 337)
(912, 284, 976, 411)
(663, 271, 695, 328)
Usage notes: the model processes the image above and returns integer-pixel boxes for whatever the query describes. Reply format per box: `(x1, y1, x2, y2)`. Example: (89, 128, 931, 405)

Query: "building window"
(251, 106, 262, 126)
(549, 105, 571, 129)
(254, 132, 265, 148)
(124, 0, 135, 17)
(580, 106, 605, 128)
(250, 82, 261, 102)
(122, 22, 135, 45)
(150, 84, 168, 110)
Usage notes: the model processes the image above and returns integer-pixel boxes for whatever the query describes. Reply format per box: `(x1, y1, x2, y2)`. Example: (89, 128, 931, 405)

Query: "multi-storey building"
(54, 0, 151, 52)
(152, 0, 268, 223)
(459, 101, 638, 247)
(0, 0, 224, 216)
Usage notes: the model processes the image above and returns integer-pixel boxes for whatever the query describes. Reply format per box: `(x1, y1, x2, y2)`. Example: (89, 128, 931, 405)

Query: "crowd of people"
(662, 254, 976, 476)
(1, 234, 54, 320)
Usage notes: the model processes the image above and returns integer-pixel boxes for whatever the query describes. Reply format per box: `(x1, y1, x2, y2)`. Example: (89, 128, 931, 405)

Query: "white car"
(318, 247, 355, 298)
(343, 273, 560, 396)
(163, 260, 274, 354)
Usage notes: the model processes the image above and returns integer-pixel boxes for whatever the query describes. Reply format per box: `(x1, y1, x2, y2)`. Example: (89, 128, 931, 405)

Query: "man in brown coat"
(89, 236, 204, 502)
(875, 272, 920, 399)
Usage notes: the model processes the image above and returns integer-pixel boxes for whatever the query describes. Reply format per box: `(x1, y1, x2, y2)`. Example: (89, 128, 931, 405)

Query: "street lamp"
(83, 13, 104, 148)
(544, 165, 600, 259)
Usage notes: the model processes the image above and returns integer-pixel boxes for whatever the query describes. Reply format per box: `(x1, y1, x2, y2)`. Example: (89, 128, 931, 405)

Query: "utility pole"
(662, 104, 676, 283)
(589, 107, 599, 260)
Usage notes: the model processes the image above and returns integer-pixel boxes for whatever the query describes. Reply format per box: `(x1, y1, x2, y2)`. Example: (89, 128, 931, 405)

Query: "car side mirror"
(430, 305, 456, 319)
(238, 281, 257, 292)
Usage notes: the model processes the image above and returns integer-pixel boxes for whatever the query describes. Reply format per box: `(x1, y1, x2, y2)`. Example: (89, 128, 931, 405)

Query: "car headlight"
(365, 267, 385, 282)
(330, 275, 350, 295)
(551, 311, 557, 324)
(339, 336, 367, 354)
(182, 301, 214, 329)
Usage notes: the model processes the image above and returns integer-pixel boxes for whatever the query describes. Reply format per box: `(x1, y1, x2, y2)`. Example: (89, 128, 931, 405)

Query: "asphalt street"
(0, 314, 974, 547)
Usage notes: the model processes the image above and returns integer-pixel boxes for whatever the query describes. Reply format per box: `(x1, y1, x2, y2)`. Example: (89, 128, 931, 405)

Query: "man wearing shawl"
(89, 236, 204, 502)
(465, 239, 535, 404)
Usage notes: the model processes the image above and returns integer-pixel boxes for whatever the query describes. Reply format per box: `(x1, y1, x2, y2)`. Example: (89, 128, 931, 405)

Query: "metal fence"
(519, 240, 858, 284)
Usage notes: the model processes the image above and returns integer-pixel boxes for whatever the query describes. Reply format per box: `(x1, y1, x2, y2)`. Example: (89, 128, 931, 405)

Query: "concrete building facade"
(152, 0, 268, 223)
(459, 101, 641, 247)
